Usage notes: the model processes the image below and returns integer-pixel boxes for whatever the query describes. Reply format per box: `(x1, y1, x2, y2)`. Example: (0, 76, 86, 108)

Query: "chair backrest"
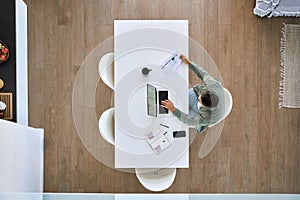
(135, 168, 176, 192)
(208, 87, 233, 128)
(98, 52, 114, 90)
(98, 107, 115, 145)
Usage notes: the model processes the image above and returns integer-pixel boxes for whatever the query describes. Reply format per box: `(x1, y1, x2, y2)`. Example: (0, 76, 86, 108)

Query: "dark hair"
(201, 91, 219, 108)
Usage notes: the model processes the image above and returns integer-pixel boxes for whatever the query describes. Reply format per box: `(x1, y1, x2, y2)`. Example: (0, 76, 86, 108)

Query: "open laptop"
(147, 84, 169, 117)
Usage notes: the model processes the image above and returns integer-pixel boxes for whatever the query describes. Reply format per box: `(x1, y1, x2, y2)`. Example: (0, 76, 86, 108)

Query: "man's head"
(199, 91, 219, 108)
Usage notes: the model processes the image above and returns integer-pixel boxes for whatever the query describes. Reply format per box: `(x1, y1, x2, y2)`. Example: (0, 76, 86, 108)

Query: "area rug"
(254, 0, 300, 17)
(279, 23, 300, 108)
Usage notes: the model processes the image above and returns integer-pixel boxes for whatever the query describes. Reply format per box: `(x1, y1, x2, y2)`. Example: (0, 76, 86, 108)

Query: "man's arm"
(180, 54, 209, 80)
(188, 62, 209, 80)
(173, 108, 211, 126)
(161, 100, 211, 126)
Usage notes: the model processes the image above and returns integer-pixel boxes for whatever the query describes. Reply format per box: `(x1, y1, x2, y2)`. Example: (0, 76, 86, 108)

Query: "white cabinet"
(16, 0, 28, 126)
(0, 119, 44, 192)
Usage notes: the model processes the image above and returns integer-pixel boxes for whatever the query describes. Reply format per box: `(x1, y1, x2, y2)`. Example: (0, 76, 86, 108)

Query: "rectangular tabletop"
(114, 20, 189, 168)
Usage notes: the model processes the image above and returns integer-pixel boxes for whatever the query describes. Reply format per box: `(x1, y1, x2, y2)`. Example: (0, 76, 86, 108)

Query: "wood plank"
(218, 0, 231, 25)
(83, 1, 101, 54)
(217, 147, 231, 193)
(97, 0, 112, 25)
(164, 0, 178, 19)
(244, 0, 258, 107)
(189, 22, 205, 87)
(190, 134, 205, 193)
(28, 68, 45, 127)
(284, 110, 299, 193)
(137, 0, 152, 20)
(123, 172, 139, 192)
(56, 119, 71, 192)
(82, 107, 100, 192)
(218, 25, 232, 88)
(203, 146, 218, 193)
(43, 0, 58, 132)
(189, 25, 205, 65)
(110, 169, 124, 192)
(177, 0, 192, 21)
(26, 0, 45, 69)
(112, 0, 125, 20)
(243, 107, 258, 193)
(217, 25, 232, 148)
(69, 66, 86, 192)
(56, 24, 73, 192)
(270, 18, 285, 192)
(190, 0, 205, 25)
(70, 0, 85, 67)
(70, 126, 85, 192)
(231, 0, 245, 67)
(243, 1, 258, 193)
(169, 168, 190, 192)
(204, 0, 218, 66)
(43, 106, 58, 192)
(256, 19, 272, 193)
(297, 113, 300, 194)
(58, 0, 72, 25)
(230, 66, 245, 192)
(151, 0, 165, 19)
(124, 0, 138, 19)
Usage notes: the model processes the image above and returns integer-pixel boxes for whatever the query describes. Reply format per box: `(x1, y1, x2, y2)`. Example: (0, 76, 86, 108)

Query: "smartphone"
(173, 130, 186, 138)
(158, 90, 168, 114)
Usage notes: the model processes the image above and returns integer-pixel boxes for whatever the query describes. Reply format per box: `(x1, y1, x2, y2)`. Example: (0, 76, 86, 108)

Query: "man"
(161, 55, 225, 133)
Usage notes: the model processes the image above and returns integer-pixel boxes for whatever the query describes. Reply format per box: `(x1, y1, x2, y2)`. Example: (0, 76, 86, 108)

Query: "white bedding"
(254, 0, 300, 17)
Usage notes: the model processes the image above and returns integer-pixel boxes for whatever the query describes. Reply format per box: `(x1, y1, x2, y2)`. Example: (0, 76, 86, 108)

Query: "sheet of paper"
(146, 131, 171, 154)
(161, 52, 182, 70)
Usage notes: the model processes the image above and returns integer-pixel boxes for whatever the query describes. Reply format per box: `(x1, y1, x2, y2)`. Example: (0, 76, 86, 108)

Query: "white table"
(114, 20, 189, 168)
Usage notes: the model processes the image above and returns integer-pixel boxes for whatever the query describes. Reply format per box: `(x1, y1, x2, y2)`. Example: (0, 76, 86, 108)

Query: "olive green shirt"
(173, 62, 225, 132)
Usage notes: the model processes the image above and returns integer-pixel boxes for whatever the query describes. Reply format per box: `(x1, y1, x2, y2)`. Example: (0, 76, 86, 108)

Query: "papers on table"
(146, 130, 171, 154)
(161, 52, 182, 70)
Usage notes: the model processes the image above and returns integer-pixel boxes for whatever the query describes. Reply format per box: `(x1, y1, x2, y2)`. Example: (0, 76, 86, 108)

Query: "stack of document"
(161, 52, 182, 70)
(146, 131, 170, 154)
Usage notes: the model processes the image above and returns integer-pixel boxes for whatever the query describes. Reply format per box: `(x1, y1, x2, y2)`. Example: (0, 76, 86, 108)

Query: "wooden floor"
(25, 0, 300, 193)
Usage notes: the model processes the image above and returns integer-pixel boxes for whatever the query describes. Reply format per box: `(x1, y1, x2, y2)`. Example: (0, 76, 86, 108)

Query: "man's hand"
(180, 54, 191, 65)
(161, 100, 176, 112)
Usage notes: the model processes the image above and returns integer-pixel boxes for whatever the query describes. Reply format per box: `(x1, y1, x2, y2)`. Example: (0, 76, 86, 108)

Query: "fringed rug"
(279, 23, 300, 108)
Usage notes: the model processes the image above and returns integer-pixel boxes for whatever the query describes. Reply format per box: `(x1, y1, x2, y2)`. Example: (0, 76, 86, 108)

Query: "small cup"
(141, 67, 152, 76)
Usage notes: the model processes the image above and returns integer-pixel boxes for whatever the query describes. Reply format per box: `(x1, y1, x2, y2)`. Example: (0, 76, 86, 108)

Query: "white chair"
(98, 52, 114, 90)
(98, 107, 115, 145)
(208, 87, 233, 127)
(198, 88, 233, 159)
(135, 168, 176, 192)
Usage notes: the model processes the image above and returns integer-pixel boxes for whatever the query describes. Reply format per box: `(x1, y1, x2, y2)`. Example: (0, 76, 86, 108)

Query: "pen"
(160, 123, 169, 128)
(163, 131, 168, 135)
(161, 53, 178, 69)
(161, 56, 175, 69)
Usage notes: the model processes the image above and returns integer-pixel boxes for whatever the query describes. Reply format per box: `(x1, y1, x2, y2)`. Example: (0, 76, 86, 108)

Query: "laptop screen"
(147, 84, 157, 117)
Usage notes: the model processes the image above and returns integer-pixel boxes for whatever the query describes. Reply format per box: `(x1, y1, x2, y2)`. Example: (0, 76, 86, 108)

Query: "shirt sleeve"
(188, 62, 209, 80)
(172, 108, 211, 127)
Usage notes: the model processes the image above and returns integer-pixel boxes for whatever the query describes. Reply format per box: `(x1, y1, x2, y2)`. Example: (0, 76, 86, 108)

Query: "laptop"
(147, 84, 169, 117)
